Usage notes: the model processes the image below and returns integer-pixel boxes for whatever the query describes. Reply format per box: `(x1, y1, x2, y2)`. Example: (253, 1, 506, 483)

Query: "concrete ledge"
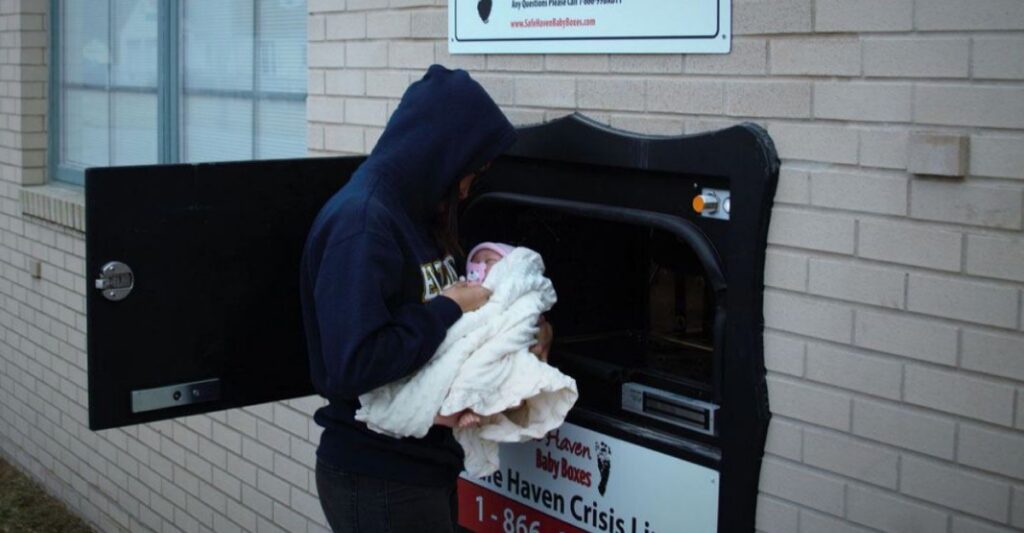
(19, 183, 85, 233)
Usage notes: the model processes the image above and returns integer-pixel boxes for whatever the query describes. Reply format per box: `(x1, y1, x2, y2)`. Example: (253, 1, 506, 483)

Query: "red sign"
(459, 479, 587, 533)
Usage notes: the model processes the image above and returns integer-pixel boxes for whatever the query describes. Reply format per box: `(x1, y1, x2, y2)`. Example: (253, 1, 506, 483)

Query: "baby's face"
(471, 249, 503, 277)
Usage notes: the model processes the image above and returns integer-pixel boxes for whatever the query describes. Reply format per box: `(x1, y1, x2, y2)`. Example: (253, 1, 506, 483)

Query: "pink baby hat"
(466, 242, 515, 282)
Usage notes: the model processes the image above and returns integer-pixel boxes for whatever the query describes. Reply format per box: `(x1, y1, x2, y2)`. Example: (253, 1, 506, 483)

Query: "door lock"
(95, 261, 134, 301)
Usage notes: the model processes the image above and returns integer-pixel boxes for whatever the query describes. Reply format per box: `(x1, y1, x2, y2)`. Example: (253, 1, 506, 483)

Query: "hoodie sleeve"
(313, 231, 463, 399)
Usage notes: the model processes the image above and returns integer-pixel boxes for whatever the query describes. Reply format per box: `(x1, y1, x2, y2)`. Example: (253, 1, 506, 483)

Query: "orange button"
(692, 195, 706, 212)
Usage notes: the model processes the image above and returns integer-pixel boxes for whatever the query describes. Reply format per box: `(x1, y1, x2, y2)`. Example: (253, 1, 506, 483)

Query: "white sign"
(458, 422, 719, 533)
(449, 0, 731, 54)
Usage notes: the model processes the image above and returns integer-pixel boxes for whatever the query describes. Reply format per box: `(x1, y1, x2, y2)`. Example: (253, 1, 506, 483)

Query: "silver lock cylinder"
(95, 261, 134, 301)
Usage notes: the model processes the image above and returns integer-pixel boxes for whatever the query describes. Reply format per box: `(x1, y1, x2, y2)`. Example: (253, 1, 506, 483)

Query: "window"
(51, 0, 307, 185)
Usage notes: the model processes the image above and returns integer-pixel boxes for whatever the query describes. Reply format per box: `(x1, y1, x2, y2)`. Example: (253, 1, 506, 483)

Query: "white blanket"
(355, 247, 578, 477)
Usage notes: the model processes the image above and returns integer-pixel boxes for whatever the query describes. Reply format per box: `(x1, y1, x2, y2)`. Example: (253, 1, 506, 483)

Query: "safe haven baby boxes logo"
(534, 429, 612, 496)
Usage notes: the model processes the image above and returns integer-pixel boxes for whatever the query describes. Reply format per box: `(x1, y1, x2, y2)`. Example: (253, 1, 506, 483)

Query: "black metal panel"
(469, 114, 779, 533)
(86, 156, 364, 430)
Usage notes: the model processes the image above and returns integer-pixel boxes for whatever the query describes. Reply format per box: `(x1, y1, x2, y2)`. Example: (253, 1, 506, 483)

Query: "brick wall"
(307, 0, 1024, 532)
(0, 0, 1022, 532)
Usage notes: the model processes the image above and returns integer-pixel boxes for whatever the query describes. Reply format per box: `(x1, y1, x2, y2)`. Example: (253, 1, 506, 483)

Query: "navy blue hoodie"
(299, 65, 517, 486)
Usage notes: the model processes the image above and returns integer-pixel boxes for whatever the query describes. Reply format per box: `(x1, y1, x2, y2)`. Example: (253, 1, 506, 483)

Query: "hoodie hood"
(360, 64, 517, 222)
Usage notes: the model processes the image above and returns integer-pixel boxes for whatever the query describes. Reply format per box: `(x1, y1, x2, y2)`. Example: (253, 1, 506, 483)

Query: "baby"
(466, 242, 514, 284)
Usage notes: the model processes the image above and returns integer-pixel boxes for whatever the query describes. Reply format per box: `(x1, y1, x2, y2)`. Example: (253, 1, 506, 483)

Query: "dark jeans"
(315, 459, 461, 533)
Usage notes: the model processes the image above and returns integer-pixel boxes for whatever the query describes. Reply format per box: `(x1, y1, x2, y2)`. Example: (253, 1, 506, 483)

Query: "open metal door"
(86, 156, 363, 430)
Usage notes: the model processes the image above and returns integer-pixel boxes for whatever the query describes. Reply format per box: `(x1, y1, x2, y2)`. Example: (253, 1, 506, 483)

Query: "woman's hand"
(529, 315, 553, 362)
(441, 282, 491, 313)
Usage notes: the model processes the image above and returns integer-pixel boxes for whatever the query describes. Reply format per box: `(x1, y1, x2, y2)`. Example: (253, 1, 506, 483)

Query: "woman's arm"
(313, 232, 464, 399)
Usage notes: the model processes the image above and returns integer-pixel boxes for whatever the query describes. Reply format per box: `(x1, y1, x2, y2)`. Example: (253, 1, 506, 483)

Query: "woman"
(299, 65, 552, 532)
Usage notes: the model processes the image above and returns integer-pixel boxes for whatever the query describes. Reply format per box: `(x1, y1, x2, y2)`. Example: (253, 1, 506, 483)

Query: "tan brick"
(767, 207, 856, 254)
(765, 249, 808, 292)
(847, 485, 949, 533)
(577, 78, 644, 112)
(725, 80, 810, 118)
(473, 74, 515, 106)
(687, 39, 767, 75)
(760, 457, 845, 515)
(973, 37, 1024, 81)
(766, 287, 854, 342)
(962, 328, 1024, 381)
(966, 235, 1024, 283)
(734, 0, 813, 35)
(765, 331, 806, 376)
(803, 429, 899, 488)
(908, 273, 1019, 328)
(858, 129, 909, 170)
(325, 13, 366, 40)
(346, 41, 387, 68)
(915, 85, 1024, 129)
(433, 42, 485, 71)
(1013, 487, 1024, 528)
(765, 417, 803, 460)
(767, 375, 852, 430)
(308, 71, 325, 95)
(952, 516, 1019, 533)
(814, 259, 905, 310)
(307, 96, 345, 124)
(324, 125, 363, 153)
(905, 364, 1016, 425)
(806, 343, 903, 400)
(959, 423, 1024, 479)
(325, 70, 365, 96)
(365, 71, 412, 99)
(410, 9, 446, 39)
(769, 122, 859, 164)
(755, 496, 800, 533)
(514, 76, 575, 108)
(810, 170, 907, 216)
(858, 219, 962, 272)
(863, 38, 969, 78)
(800, 511, 874, 533)
(309, 15, 326, 41)
(308, 42, 345, 68)
(366, 11, 410, 39)
(815, 0, 913, 31)
(814, 82, 912, 122)
(344, 98, 387, 126)
(389, 41, 434, 69)
(775, 167, 810, 204)
(771, 38, 860, 76)
(647, 79, 725, 115)
(917, 0, 1024, 30)
(908, 131, 969, 177)
(910, 179, 1023, 230)
(608, 55, 682, 74)
(855, 308, 958, 367)
(608, 115, 684, 136)
(902, 455, 1010, 521)
(486, 55, 545, 72)
(971, 135, 1024, 180)
(545, 55, 609, 73)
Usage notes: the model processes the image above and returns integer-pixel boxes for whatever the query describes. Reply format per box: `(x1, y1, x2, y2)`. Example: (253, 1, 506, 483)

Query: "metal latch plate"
(131, 379, 221, 414)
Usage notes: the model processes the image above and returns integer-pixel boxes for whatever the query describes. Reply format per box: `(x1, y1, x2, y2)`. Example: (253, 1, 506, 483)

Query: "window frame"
(49, 0, 306, 186)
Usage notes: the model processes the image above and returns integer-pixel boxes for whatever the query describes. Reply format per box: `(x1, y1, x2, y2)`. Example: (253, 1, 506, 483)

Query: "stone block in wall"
(907, 131, 969, 177)
(916, 0, 1024, 31)
(970, 134, 1024, 180)
(910, 179, 1023, 230)
(515, 76, 575, 108)
(846, 485, 950, 533)
(725, 80, 810, 118)
(769, 122, 859, 164)
(326, 13, 367, 40)
(764, 418, 803, 461)
(973, 37, 1024, 80)
(857, 218, 962, 273)
(766, 374, 852, 430)
(904, 364, 1016, 426)
(764, 249, 808, 292)
(965, 234, 1024, 283)
(810, 170, 908, 216)
(908, 273, 1019, 329)
(813, 82, 912, 123)
(915, 84, 1024, 129)
(733, 0, 812, 35)
(852, 398, 956, 459)
(686, 39, 767, 75)
(759, 457, 845, 515)
(647, 79, 725, 115)
(808, 258, 906, 309)
(805, 342, 903, 400)
(815, 0, 913, 32)
(958, 423, 1024, 479)
(755, 496, 800, 533)
(900, 455, 1010, 522)
(803, 428, 899, 488)
(962, 328, 1024, 381)
(770, 38, 860, 76)
(767, 207, 856, 254)
(577, 78, 644, 111)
